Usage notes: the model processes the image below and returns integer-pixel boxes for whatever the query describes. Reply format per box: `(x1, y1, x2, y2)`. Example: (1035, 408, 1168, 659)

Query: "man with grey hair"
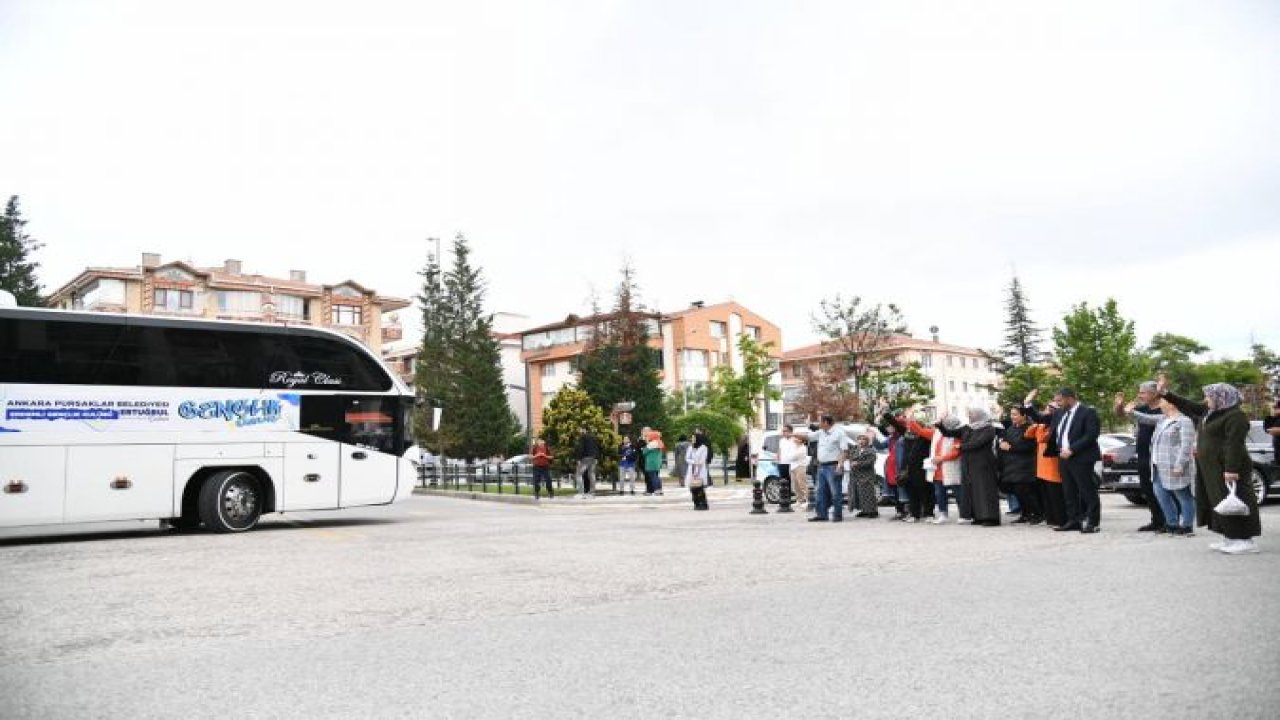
(1114, 381, 1167, 532)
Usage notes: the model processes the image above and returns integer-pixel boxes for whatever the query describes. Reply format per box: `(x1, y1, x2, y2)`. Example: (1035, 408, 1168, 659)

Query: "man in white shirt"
(810, 414, 852, 522)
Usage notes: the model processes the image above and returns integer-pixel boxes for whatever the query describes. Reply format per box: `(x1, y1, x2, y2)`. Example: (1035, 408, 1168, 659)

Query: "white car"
(757, 424, 888, 503)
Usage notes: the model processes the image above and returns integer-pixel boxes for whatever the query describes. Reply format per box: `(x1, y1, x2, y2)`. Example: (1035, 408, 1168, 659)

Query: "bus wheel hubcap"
(223, 478, 257, 523)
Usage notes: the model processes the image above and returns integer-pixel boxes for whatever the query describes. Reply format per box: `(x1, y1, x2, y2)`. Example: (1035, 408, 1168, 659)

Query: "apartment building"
(779, 333, 1001, 424)
(520, 301, 782, 432)
(46, 253, 409, 352)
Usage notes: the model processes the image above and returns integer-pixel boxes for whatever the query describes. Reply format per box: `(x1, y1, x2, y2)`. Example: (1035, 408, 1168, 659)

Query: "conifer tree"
(413, 233, 517, 459)
(0, 196, 43, 305)
(578, 262, 666, 433)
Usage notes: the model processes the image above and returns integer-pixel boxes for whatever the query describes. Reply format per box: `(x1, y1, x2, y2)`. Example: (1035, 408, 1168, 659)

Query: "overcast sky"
(2, 0, 1277, 358)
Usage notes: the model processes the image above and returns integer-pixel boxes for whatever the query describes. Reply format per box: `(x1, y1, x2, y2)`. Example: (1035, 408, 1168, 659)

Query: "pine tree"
(578, 262, 666, 433)
(439, 233, 519, 460)
(988, 275, 1054, 408)
(413, 233, 517, 460)
(412, 240, 452, 452)
(0, 196, 44, 305)
(1000, 275, 1045, 368)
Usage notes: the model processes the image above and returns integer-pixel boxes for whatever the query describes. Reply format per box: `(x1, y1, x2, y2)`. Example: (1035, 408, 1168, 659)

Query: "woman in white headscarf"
(938, 407, 1002, 526)
(1159, 380, 1261, 554)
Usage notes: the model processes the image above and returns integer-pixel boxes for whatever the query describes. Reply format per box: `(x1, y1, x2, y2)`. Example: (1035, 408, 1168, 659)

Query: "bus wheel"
(198, 470, 263, 533)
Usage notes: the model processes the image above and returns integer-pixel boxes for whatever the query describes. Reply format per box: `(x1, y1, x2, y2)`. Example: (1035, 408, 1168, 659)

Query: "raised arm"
(906, 419, 935, 439)
(1160, 390, 1208, 420)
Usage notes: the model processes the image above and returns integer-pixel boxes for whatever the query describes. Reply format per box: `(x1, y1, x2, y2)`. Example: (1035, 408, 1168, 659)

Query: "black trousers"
(533, 466, 553, 496)
(1137, 459, 1165, 526)
(1060, 458, 1100, 527)
(1011, 483, 1042, 520)
(1039, 479, 1066, 527)
(905, 468, 930, 519)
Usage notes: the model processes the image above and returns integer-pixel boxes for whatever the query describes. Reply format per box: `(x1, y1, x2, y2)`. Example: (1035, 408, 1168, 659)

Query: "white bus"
(0, 306, 417, 533)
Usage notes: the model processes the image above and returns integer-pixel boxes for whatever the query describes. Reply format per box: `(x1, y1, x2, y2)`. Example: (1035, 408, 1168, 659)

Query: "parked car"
(1100, 441, 1144, 505)
(1247, 421, 1278, 504)
(1101, 422, 1277, 506)
(756, 424, 887, 504)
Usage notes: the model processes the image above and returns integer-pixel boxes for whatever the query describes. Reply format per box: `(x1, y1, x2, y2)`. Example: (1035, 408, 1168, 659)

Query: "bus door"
(301, 395, 401, 506)
(337, 396, 401, 506)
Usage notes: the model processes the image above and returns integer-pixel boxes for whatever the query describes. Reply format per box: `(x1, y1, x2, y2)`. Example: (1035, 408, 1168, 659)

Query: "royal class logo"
(269, 371, 344, 388)
(178, 399, 283, 428)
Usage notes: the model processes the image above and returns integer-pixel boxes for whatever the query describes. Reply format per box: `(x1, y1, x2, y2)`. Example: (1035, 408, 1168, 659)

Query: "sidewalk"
(415, 482, 758, 507)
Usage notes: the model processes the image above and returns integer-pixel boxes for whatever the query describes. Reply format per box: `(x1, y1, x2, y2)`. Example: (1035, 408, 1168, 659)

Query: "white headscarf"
(967, 406, 992, 429)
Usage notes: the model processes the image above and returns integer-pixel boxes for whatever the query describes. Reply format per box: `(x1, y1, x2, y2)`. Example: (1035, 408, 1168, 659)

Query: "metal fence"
(416, 459, 739, 495)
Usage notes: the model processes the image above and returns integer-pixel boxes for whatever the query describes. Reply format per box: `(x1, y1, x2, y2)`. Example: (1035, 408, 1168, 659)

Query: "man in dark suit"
(1048, 387, 1102, 533)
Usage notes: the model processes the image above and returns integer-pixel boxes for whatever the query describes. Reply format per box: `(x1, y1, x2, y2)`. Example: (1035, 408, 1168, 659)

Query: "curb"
(413, 488, 540, 506)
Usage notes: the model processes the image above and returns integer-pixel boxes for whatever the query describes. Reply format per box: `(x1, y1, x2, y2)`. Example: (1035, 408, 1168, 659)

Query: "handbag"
(1213, 480, 1250, 517)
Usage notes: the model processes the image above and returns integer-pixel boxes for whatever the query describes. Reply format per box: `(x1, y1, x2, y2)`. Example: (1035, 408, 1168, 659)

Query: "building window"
(274, 294, 306, 318)
(681, 349, 708, 367)
(789, 364, 801, 379)
(332, 304, 362, 326)
(947, 355, 954, 367)
(963, 382, 969, 392)
(745, 325, 760, 340)
(920, 352, 932, 369)
(949, 380, 955, 392)
(540, 363, 556, 378)
(154, 288, 194, 312)
(709, 321, 726, 338)
(217, 290, 261, 314)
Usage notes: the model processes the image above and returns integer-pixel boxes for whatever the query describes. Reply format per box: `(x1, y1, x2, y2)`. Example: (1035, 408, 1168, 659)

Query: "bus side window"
(343, 396, 398, 455)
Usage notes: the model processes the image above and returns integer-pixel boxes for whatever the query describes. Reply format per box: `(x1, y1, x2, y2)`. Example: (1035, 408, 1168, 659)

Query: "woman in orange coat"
(1025, 401, 1066, 529)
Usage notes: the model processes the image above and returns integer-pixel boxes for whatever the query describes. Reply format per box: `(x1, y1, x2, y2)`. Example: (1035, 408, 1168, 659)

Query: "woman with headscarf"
(885, 410, 933, 523)
(847, 428, 880, 518)
(928, 415, 965, 523)
(1158, 380, 1261, 553)
(686, 432, 711, 511)
(939, 407, 1002, 526)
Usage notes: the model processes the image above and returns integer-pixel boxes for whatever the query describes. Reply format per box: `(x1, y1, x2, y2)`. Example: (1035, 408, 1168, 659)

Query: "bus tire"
(198, 470, 263, 533)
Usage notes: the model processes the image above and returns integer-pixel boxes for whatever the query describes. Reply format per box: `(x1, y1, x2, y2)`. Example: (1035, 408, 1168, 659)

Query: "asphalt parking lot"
(2, 489, 1278, 719)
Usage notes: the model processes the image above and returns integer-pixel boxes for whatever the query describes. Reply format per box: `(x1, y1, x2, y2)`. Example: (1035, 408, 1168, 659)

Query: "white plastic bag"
(1214, 481, 1250, 517)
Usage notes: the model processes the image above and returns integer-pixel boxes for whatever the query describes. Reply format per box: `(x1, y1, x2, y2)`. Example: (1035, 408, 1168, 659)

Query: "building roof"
(781, 335, 991, 362)
(519, 310, 662, 336)
(47, 261, 409, 312)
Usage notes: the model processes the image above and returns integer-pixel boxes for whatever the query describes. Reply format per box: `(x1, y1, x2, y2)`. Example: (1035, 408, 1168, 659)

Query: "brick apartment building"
(779, 332, 1001, 424)
(520, 301, 782, 432)
(46, 253, 409, 352)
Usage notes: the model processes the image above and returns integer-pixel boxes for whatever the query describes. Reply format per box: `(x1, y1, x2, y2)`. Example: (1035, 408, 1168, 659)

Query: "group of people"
(777, 376, 1264, 555)
(525, 377, 1266, 555)
(530, 425, 716, 507)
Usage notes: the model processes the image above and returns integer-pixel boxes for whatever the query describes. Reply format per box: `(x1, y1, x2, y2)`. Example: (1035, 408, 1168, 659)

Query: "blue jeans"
(1007, 489, 1022, 514)
(815, 463, 844, 519)
(933, 482, 963, 515)
(1153, 467, 1195, 529)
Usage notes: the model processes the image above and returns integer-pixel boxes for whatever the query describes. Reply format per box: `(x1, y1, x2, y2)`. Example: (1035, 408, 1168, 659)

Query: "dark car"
(1102, 421, 1277, 506)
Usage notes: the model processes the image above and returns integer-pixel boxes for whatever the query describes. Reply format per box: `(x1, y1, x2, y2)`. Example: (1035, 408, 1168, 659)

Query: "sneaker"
(956, 518, 974, 525)
(933, 515, 950, 525)
(1220, 539, 1260, 555)
(904, 517, 918, 524)
(1178, 527, 1195, 537)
